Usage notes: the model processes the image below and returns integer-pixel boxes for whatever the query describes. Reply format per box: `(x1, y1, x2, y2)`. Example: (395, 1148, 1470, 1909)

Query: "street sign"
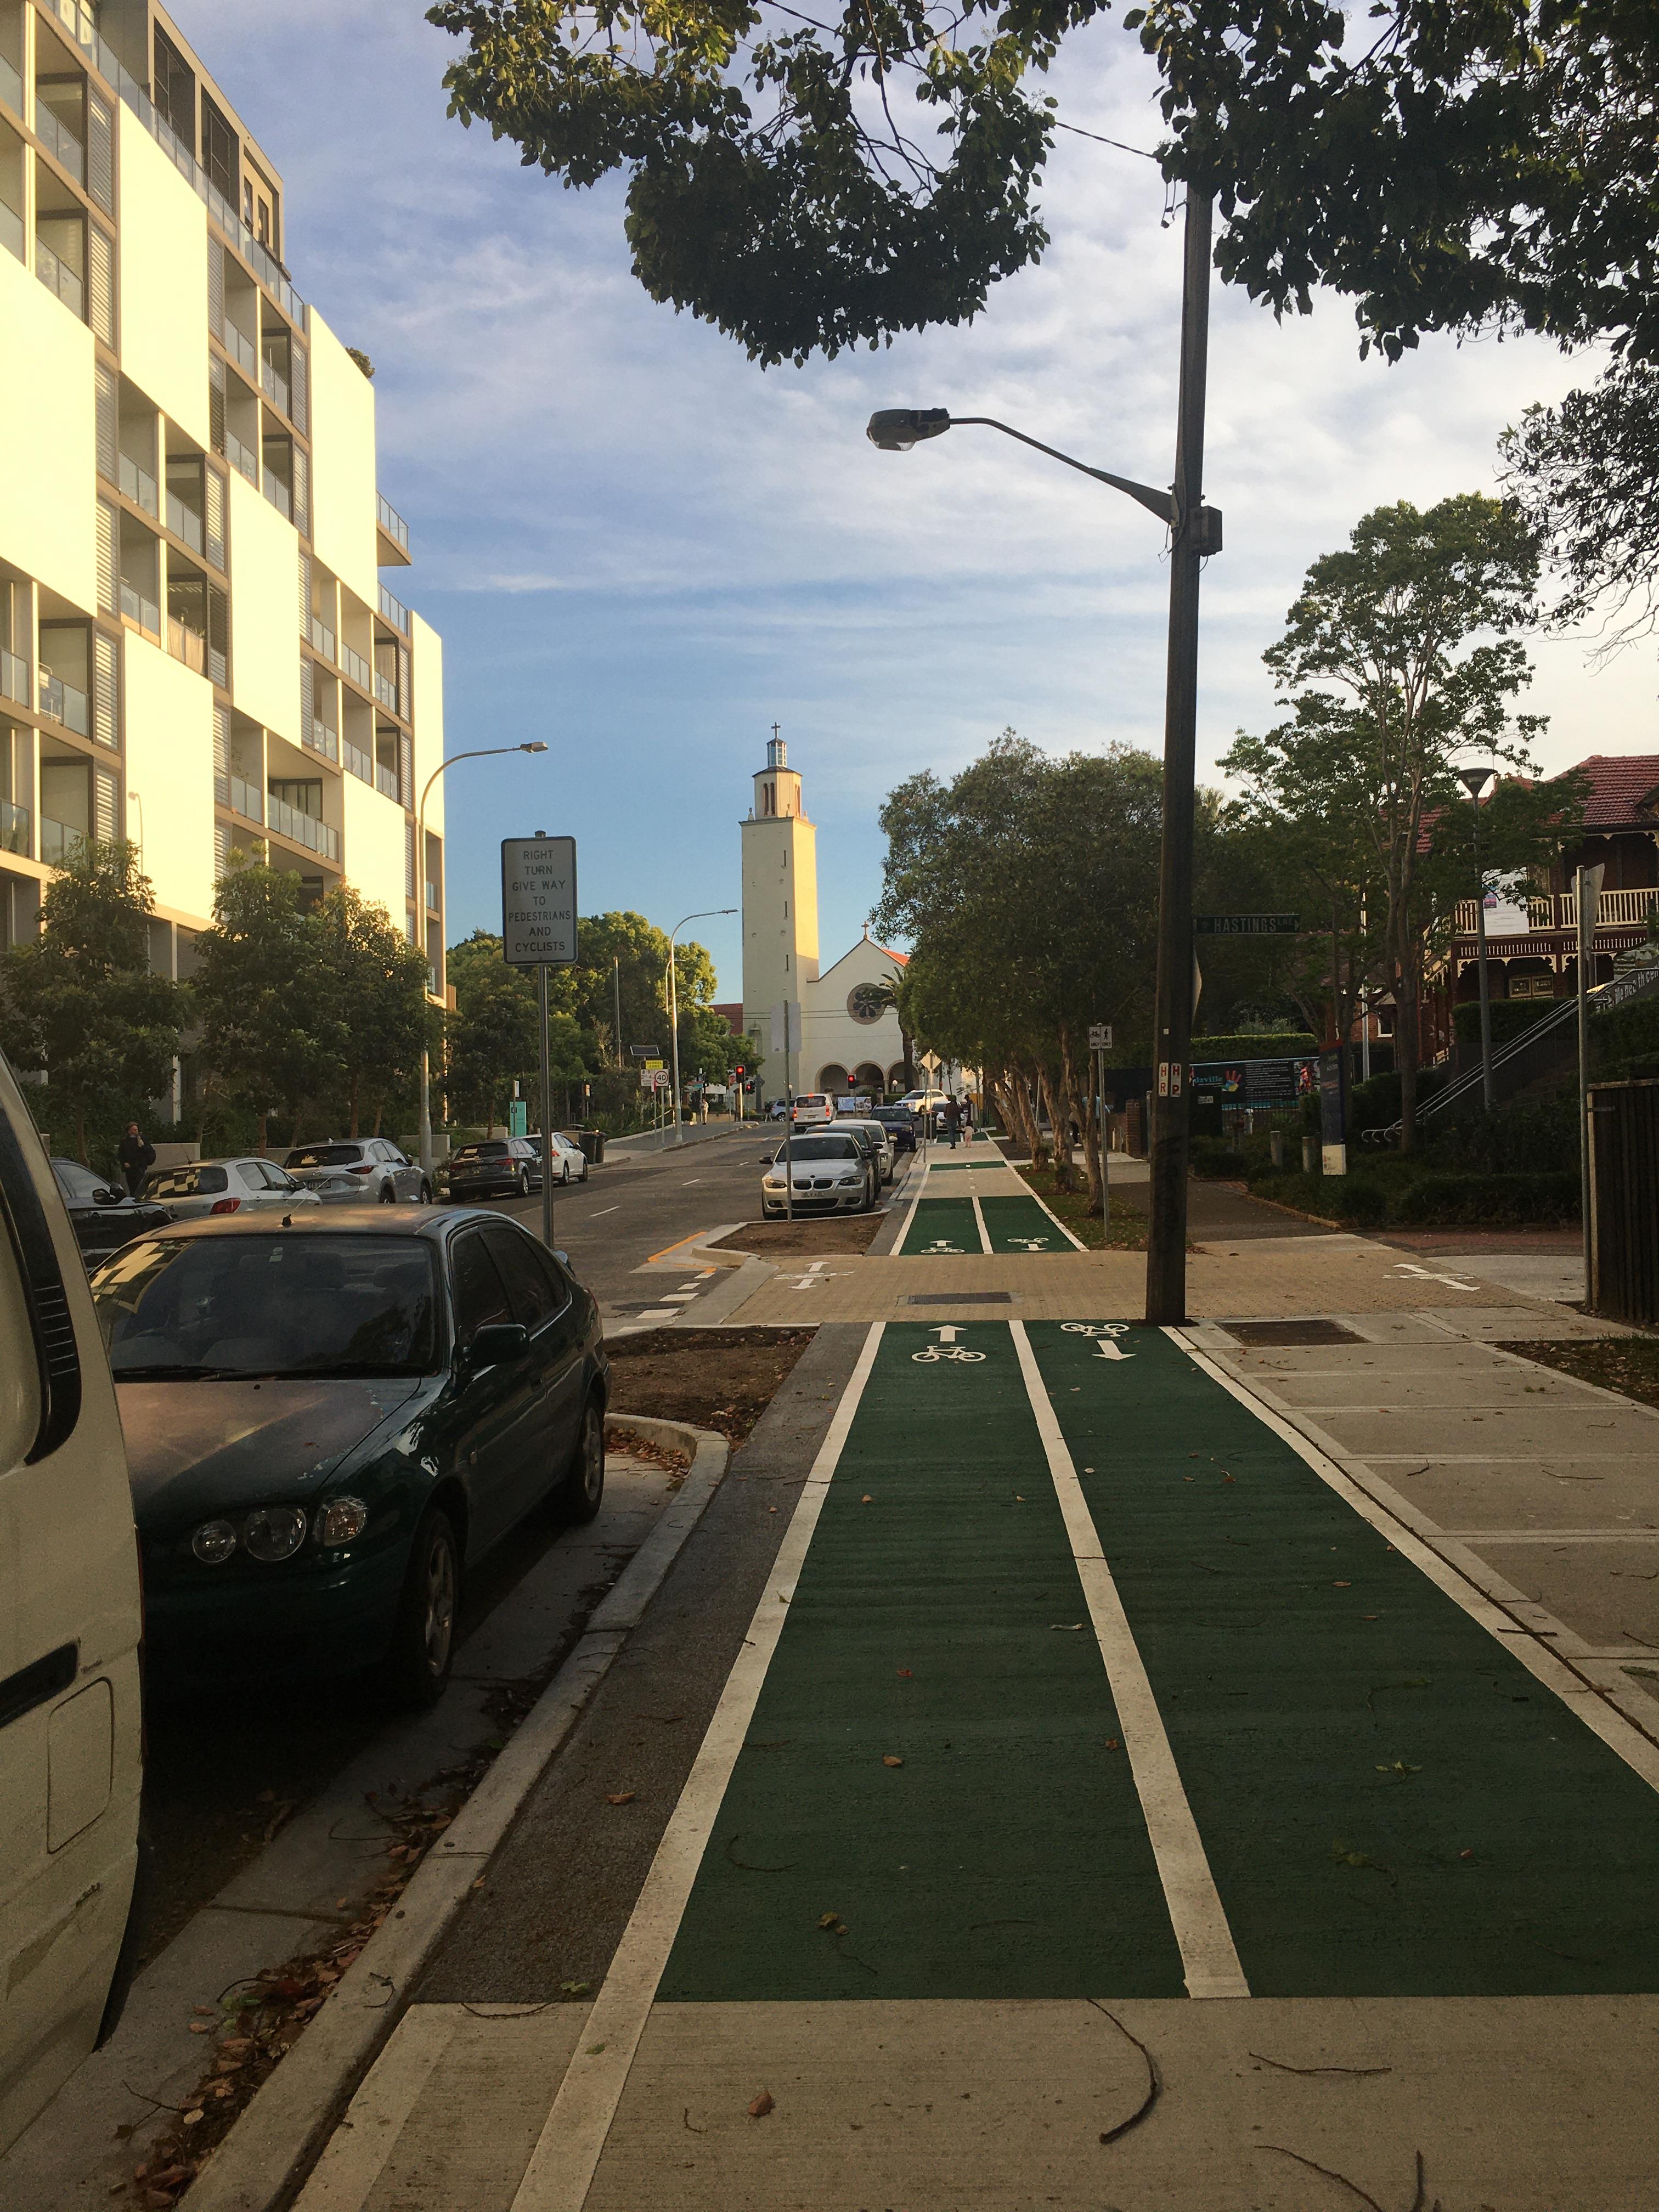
(1088, 1023, 1113, 1052)
(1193, 913, 1300, 936)
(770, 1000, 800, 1055)
(501, 834, 578, 967)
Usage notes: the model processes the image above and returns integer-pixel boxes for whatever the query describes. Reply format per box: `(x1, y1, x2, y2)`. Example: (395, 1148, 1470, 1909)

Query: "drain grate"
(1223, 1318, 1361, 1347)
(902, 1292, 1014, 1306)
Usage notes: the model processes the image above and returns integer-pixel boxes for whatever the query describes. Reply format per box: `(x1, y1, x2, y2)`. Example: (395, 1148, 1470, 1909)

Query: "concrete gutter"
(179, 1420, 727, 2212)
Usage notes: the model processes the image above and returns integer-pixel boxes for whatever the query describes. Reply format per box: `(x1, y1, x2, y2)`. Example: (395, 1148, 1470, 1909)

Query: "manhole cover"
(1223, 1318, 1362, 1346)
(902, 1292, 1014, 1306)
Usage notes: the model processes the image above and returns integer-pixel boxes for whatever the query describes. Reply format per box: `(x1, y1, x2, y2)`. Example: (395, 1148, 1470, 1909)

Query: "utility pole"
(1145, 188, 1215, 1326)
(1458, 768, 1496, 1110)
(1577, 861, 1604, 1305)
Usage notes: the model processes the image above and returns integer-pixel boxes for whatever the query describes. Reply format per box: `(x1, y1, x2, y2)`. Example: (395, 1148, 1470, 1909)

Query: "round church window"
(847, 982, 889, 1025)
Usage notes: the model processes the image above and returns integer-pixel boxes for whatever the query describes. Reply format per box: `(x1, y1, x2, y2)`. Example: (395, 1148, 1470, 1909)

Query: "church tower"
(741, 732, 820, 1098)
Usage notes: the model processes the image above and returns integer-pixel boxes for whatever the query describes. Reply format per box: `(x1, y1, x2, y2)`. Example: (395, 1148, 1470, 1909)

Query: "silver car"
(831, 1116, 895, 1184)
(142, 1157, 321, 1221)
(283, 1139, 429, 1205)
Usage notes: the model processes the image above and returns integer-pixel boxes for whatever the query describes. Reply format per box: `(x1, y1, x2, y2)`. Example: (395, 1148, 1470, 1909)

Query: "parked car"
(830, 1116, 895, 1184)
(142, 1158, 320, 1222)
(284, 1139, 428, 1205)
(900, 1088, 953, 1115)
(88, 1208, 609, 1706)
(0, 1055, 146, 2153)
(50, 1158, 171, 1264)
(869, 1103, 919, 1155)
(760, 1131, 876, 1217)
(443, 1137, 543, 1201)
(789, 1093, 834, 1127)
(528, 1132, 590, 1186)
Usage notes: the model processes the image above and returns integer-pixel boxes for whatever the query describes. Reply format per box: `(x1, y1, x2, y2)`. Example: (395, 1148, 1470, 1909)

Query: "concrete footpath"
(163, 1149, 1659, 2212)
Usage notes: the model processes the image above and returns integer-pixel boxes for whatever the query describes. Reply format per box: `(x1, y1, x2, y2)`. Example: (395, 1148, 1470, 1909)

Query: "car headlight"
(314, 1496, 369, 1547)
(191, 1519, 238, 1565)
(243, 1505, 309, 1562)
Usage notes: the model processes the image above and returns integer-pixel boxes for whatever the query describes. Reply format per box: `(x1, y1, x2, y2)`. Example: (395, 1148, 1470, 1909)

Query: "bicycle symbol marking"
(1062, 1323, 1130, 1338)
(911, 1345, 986, 1363)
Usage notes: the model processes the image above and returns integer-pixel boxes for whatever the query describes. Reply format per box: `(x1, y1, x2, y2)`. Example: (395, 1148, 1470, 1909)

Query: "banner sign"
(1190, 1055, 1318, 1107)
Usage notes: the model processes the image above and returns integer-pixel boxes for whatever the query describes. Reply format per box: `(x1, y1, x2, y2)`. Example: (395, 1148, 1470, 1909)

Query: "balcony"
(0, 54, 20, 120)
(167, 615, 205, 675)
(224, 427, 258, 485)
(0, 646, 26, 706)
(118, 579, 159, 634)
(260, 357, 290, 416)
(267, 791, 340, 860)
(119, 453, 159, 517)
(221, 317, 257, 379)
(375, 762, 399, 803)
(35, 235, 82, 318)
(0, 798, 29, 856)
(304, 718, 338, 764)
(263, 473, 291, 521)
(167, 490, 204, 552)
(376, 494, 411, 566)
(378, 585, 410, 634)
(49, 0, 97, 53)
(1453, 889, 1659, 934)
(340, 641, 371, 692)
(35, 99, 84, 186)
(308, 615, 336, 661)
(424, 878, 440, 913)
(38, 669, 89, 736)
(373, 670, 399, 715)
(344, 738, 372, 785)
(227, 773, 263, 822)
(0, 198, 22, 263)
(41, 815, 83, 864)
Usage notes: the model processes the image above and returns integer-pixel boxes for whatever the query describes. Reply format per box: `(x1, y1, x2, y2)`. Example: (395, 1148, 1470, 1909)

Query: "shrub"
(1389, 1171, 1579, 1225)
(1189, 1031, 1318, 1060)
(1453, 997, 1563, 1046)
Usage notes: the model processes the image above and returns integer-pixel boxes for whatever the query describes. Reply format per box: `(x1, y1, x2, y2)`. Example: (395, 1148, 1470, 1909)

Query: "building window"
(201, 92, 238, 205)
(0, 115, 24, 265)
(152, 26, 195, 156)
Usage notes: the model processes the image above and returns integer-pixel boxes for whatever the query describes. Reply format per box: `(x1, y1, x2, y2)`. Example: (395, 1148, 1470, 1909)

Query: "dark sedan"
(443, 1138, 543, 1203)
(869, 1105, 919, 1155)
(51, 1158, 171, 1264)
(88, 1208, 608, 1706)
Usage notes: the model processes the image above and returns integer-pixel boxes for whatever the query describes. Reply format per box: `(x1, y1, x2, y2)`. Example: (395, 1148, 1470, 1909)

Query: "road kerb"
(180, 1422, 730, 2212)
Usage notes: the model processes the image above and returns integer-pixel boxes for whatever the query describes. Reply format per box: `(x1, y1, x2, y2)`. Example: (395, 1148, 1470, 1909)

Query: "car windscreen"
(780, 1136, 861, 1161)
(144, 1165, 229, 1197)
(452, 1143, 509, 1160)
(285, 1144, 361, 1169)
(91, 1234, 441, 1379)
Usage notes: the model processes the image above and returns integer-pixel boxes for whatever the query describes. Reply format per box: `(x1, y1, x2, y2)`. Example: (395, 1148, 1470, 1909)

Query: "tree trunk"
(348, 1075, 360, 1140)
(1397, 943, 1421, 1153)
(1065, 1036, 1104, 1216)
(900, 1025, 916, 1091)
(256, 1109, 268, 1157)
(1038, 1064, 1074, 1190)
(1007, 1063, 1043, 1165)
(371, 1100, 384, 1138)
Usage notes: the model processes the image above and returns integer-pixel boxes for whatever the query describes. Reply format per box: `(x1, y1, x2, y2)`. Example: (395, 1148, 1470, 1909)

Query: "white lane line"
(290, 2002, 459, 2211)
(590, 1205, 619, 1216)
(634, 1308, 678, 1323)
(509, 1321, 888, 2212)
(994, 1156, 1087, 1251)
(681, 1177, 702, 1185)
(970, 1195, 993, 1254)
(893, 1155, 929, 1252)
(1008, 1321, 1249, 2001)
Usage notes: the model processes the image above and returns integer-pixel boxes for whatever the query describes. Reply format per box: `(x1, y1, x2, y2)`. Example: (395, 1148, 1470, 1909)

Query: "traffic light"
(733, 1063, 746, 1081)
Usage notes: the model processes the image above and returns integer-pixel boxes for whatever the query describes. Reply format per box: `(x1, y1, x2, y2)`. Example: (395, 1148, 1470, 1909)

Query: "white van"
(0, 1053, 145, 2152)
(789, 1093, 834, 1126)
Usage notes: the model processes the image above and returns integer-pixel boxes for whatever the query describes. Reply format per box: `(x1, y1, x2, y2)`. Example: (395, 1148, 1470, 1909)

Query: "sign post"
(502, 833, 577, 1249)
(1578, 861, 1605, 1303)
(771, 1000, 798, 1220)
(1088, 1024, 1113, 1232)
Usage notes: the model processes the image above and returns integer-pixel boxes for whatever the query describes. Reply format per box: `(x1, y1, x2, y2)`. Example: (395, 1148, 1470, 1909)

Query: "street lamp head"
(520, 741, 549, 754)
(1457, 766, 1496, 802)
(867, 408, 951, 453)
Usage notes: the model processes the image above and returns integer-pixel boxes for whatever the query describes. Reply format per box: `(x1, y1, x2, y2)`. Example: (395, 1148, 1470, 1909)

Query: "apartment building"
(0, 0, 447, 1046)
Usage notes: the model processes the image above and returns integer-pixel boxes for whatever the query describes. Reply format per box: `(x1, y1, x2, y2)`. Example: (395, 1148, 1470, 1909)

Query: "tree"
(1500, 363, 1659, 653)
(1224, 494, 1569, 1150)
(0, 839, 184, 1164)
(426, 0, 1659, 369)
(444, 933, 543, 1132)
(313, 885, 436, 1139)
(193, 858, 346, 1154)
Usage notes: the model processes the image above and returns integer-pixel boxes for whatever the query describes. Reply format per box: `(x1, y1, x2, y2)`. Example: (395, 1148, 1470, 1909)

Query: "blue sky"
(175, 2, 1659, 996)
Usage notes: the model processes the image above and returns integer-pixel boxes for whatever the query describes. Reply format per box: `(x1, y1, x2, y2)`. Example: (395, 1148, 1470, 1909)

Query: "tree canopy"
(427, 0, 1659, 366)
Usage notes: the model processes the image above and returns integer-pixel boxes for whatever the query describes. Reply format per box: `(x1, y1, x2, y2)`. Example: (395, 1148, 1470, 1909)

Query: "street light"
(666, 908, 736, 1146)
(1457, 766, 1497, 1112)
(416, 743, 549, 1177)
(866, 187, 1221, 1328)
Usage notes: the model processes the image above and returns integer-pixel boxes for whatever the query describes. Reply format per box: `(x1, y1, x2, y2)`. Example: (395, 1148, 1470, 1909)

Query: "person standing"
(943, 1095, 961, 1149)
(117, 1121, 156, 1197)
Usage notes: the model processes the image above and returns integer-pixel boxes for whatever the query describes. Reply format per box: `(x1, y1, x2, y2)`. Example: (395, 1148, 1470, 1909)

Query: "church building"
(740, 736, 912, 1102)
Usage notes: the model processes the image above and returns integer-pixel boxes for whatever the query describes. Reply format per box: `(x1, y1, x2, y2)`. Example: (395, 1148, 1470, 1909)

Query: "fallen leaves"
(881, 1754, 904, 1768)
(748, 2089, 775, 2119)
(605, 1792, 637, 1807)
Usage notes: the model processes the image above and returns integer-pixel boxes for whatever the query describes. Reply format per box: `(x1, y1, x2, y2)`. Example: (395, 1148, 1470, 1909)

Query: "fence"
(1588, 1079, 1659, 1326)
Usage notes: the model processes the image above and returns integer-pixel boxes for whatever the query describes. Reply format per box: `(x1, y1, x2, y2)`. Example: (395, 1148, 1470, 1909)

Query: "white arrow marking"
(1393, 1262, 1480, 1293)
(932, 1324, 963, 1343)
(1093, 1339, 1135, 1362)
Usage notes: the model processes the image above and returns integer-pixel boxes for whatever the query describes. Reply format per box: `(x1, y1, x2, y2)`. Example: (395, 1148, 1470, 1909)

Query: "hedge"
(1453, 998, 1562, 1046)
(1189, 1031, 1318, 1060)
(1248, 1167, 1578, 1228)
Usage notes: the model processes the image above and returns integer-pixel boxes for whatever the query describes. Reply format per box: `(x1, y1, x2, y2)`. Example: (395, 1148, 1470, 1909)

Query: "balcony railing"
(424, 879, 440, 913)
(0, 798, 29, 856)
(49, 0, 98, 53)
(261, 359, 290, 416)
(119, 579, 160, 634)
(263, 472, 291, 521)
(0, 646, 27, 707)
(224, 428, 258, 485)
(341, 642, 371, 692)
(305, 718, 338, 763)
(119, 453, 159, 516)
(1454, 889, 1659, 934)
(167, 493, 204, 552)
(35, 100, 85, 185)
(228, 773, 263, 822)
(308, 616, 336, 661)
(344, 739, 372, 785)
(373, 670, 399, 715)
(167, 616, 205, 674)
(221, 317, 257, 377)
(376, 494, 410, 555)
(375, 762, 400, 802)
(378, 585, 410, 634)
(41, 815, 84, 864)
(0, 197, 23, 264)
(38, 670, 89, 735)
(35, 236, 83, 319)
(267, 791, 340, 860)
(0, 53, 21, 119)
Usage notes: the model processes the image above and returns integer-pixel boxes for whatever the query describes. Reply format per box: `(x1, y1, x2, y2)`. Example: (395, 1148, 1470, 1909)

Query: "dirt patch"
(1498, 1336, 1659, 1410)
(1019, 1163, 1149, 1251)
(605, 1325, 817, 1444)
(709, 1214, 890, 1255)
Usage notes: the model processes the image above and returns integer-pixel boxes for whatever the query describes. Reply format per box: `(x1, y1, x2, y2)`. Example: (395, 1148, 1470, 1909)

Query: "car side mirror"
(462, 1321, 528, 1372)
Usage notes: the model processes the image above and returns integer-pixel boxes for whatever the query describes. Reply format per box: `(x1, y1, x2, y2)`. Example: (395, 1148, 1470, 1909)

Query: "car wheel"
(420, 1180, 433, 1204)
(517, 1169, 531, 1198)
(380, 1505, 459, 1710)
(378, 1180, 396, 1204)
(554, 1394, 606, 1524)
(581, 1163, 590, 1182)
(561, 1161, 571, 1186)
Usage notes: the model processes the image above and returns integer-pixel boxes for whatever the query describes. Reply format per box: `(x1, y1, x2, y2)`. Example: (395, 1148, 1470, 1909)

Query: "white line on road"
(970, 1195, 992, 1254)
(589, 1205, 619, 1216)
(681, 1177, 702, 1184)
(507, 1321, 888, 2212)
(1009, 1321, 1249, 2001)
(290, 2004, 459, 2211)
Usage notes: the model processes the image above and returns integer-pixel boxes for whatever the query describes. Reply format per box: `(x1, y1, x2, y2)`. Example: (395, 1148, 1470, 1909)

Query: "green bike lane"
(898, 1189, 1081, 1254)
(663, 1320, 1659, 2003)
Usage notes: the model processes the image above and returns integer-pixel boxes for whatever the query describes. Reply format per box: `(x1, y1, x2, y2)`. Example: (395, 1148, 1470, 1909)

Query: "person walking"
(943, 1095, 961, 1150)
(117, 1121, 156, 1197)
